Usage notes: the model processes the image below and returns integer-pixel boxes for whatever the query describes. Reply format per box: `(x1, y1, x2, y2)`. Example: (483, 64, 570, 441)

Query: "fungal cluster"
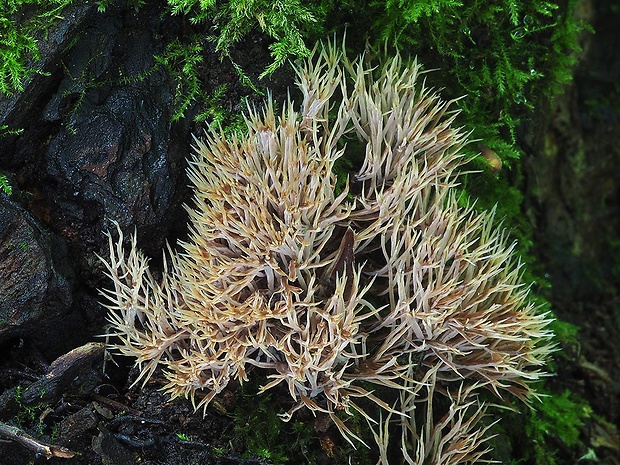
(101, 42, 553, 462)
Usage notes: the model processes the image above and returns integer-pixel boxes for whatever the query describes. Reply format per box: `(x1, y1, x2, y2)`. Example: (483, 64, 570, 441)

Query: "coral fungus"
(101, 41, 554, 461)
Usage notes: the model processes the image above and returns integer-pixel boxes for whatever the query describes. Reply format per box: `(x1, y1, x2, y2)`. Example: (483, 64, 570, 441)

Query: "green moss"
(0, 124, 24, 139)
(488, 386, 591, 465)
(231, 388, 291, 463)
(374, 0, 583, 138)
(227, 380, 372, 464)
(0, 0, 74, 96)
(526, 390, 592, 465)
(13, 385, 47, 436)
(154, 36, 258, 127)
(95, 0, 144, 12)
(165, 0, 326, 77)
(0, 173, 12, 195)
(154, 36, 207, 122)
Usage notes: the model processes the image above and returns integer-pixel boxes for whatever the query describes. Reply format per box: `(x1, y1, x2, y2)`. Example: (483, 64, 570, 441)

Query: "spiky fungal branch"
(100, 41, 554, 463)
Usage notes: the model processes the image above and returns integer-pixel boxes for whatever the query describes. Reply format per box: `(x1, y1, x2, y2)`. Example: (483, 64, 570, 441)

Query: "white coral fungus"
(101, 41, 554, 462)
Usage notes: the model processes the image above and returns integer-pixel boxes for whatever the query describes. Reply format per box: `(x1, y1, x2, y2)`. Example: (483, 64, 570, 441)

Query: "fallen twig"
(91, 393, 141, 416)
(0, 420, 75, 459)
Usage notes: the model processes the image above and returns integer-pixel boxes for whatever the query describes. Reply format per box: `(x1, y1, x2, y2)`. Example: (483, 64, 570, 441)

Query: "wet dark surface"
(0, 198, 73, 348)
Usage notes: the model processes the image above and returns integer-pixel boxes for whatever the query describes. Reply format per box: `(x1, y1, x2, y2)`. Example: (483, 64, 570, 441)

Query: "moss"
(360, 0, 584, 149)
(0, 172, 12, 195)
(525, 389, 592, 465)
(233, 396, 290, 463)
(154, 36, 208, 122)
(95, 0, 144, 11)
(230, 384, 307, 464)
(13, 385, 47, 437)
(228, 381, 373, 464)
(153, 36, 260, 127)
(164, 0, 326, 77)
(0, 0, 75, 96)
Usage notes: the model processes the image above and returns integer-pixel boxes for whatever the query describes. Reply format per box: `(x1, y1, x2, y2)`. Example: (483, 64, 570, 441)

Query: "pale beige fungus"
(100, 41, 554, 463)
